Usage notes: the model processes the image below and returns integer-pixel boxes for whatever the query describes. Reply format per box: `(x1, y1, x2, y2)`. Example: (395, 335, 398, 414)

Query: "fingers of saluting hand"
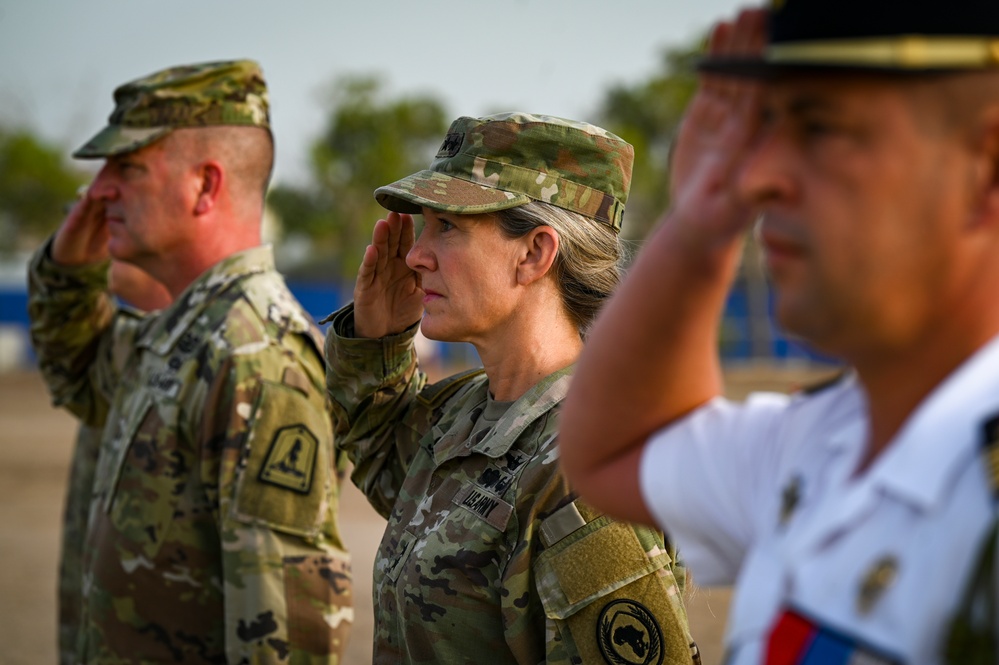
(369, 217, 392, 277)
(698, 8, 767, 129)
(52, 186, 110, 266)
(356, 242, 380, 291)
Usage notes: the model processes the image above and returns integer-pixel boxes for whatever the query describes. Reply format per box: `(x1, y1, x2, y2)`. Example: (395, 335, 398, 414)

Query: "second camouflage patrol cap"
(374, 112, 634, 232)
(73, 59, 270, 159)
(700, 0, 999, 76)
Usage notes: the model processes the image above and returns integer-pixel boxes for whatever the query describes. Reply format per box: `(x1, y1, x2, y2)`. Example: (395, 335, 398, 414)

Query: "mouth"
(756, 218, 806, 270)
(422, 288, 443, 304)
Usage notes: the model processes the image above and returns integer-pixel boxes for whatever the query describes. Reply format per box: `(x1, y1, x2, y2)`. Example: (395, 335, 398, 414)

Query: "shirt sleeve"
(639, 393, 790, 586)
(208, 346, 350, 663)
(27, 237, 139, 427)
(323, 302, 428, 518)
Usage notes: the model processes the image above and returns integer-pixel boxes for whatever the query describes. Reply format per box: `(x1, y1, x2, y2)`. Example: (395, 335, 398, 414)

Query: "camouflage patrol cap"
(73, 59, 270, 159)
(374, 112, 634, 232)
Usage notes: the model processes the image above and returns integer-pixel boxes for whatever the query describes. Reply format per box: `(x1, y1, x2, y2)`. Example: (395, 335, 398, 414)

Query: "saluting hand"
(51, 187, 110, 267)
(353, 212, 425, 339)
(668, 8, 766, 245)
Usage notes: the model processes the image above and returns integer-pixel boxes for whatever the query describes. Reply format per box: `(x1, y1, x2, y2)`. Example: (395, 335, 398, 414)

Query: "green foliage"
(598, 39, 702, 241)
(269, 76, 448, 279)
(0, 128, 86, 255)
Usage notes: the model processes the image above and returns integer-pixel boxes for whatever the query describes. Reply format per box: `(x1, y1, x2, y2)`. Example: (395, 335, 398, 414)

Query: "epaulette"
(798, 368, 848, 396)
(416, 367, 486, 408)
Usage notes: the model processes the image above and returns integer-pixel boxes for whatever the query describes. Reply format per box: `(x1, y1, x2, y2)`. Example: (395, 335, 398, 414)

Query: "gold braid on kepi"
(700, 0, 999, 77)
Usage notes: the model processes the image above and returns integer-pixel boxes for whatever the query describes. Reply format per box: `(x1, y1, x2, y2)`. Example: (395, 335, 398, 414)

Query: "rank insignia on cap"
(596, 599, 664, 665)
(435, 132, 464, 158)
(857, 555, 899, 615)
(259, 424, 317, 494)
(779, 475, 803, 526)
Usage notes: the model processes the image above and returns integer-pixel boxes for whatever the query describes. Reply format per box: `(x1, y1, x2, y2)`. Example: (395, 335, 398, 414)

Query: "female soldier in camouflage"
(324, 112, 698, 664)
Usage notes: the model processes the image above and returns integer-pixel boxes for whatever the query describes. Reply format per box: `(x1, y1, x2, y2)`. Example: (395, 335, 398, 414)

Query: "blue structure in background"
(1, 279, 834, 367)
(0, 280, 482, 368)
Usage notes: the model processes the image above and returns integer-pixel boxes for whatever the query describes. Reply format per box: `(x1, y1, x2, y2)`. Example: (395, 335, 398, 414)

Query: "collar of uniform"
(475, 364, 574, 456)
(432, 364, 573, 464)
(139, 245, 274, 355)
(861, 332, 999, 511)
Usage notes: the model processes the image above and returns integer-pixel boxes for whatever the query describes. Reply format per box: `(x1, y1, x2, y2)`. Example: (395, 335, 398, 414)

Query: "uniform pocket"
(534, 506, 696, 665)
(383, 530, 418, 584)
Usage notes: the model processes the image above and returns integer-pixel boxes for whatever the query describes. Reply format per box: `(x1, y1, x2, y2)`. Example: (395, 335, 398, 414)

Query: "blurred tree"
(268, 76, 449, 280)
(597, 39, 702, 241)
(0, 127, 86, 256)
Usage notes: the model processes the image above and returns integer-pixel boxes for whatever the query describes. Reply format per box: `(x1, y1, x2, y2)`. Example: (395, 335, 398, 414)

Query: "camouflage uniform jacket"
(60, 423, 102, 665)
(324, 303, 698, 665)
(28, 241, 352, 664)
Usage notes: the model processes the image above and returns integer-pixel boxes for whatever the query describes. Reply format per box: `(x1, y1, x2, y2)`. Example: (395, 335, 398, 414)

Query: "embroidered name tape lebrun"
(452, 483, 512, 531)
(259, 424, 318, 494)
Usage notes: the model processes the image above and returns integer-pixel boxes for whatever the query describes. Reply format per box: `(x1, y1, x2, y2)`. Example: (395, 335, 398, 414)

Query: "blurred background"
(0, 1, 841, 663)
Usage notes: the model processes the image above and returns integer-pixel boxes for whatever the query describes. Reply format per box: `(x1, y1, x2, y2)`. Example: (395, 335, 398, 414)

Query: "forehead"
(762, 73, 923, 111)
(421, 207, 497, 224)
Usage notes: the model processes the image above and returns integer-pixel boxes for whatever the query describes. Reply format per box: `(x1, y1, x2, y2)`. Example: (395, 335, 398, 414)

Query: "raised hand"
(51, 186, 110, 266)
(669, 8, 766, 245)
(353, 211, 425, 339)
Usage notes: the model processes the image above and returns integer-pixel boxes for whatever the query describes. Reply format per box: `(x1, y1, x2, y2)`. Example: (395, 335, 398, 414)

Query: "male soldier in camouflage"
(58, 261, 171, 665)
(325, 112, 698, 664)
(28, 60, 352, 663)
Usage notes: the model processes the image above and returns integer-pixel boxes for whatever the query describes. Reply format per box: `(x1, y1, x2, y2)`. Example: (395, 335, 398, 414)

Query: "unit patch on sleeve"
(259, 424, 318, 494)
(597, 599, 664, 665)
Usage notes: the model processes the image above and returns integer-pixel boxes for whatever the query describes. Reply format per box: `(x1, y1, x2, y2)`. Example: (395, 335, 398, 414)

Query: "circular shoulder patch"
(597, 599, 664, 665)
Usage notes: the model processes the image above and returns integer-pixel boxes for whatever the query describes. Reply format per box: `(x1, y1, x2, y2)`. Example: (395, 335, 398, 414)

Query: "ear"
(965, 104, 999, 229)
(192, 161, 224, 216)
(516, 226, 559, 286)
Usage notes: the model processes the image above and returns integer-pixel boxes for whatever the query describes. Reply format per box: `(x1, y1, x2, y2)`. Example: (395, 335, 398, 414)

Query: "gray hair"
(494, 201, 624, 337)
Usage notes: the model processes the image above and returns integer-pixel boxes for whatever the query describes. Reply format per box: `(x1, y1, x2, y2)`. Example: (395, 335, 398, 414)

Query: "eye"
(437, 217, 455, 232)
(802, 120, 837, 137)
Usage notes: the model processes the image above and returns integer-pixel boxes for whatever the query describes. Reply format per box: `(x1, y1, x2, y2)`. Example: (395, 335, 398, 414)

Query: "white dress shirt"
(640, 334, 999, 664)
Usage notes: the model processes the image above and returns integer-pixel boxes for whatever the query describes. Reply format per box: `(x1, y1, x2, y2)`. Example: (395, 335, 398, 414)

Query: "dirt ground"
(0, 365, 834, 664)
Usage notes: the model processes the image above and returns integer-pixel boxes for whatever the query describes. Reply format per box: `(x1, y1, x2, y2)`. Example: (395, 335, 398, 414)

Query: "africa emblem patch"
(259, 424, 317, 494)
(597, 599, 664, 665)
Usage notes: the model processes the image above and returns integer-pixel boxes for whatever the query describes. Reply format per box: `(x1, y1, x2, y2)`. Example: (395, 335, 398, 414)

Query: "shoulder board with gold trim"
(416, 367, 486, 408)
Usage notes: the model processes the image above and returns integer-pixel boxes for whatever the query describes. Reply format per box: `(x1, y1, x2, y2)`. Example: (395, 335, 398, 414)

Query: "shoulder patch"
(597, 599, 665, 665)
(259, 424, 317, 494)
(416, 367, 486, 408)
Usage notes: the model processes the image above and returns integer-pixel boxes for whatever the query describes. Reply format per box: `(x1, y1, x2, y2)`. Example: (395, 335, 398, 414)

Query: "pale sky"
(0, 0, 746, 186)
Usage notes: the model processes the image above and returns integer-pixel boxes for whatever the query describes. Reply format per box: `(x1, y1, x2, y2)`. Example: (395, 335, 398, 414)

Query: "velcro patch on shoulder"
(259, 424, 317, 494)
(233, 380, 331, 538)
(416, 368, 485, 408)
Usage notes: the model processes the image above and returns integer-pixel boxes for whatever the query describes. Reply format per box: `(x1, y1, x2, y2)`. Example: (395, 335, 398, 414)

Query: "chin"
(419, 318, 465, 345)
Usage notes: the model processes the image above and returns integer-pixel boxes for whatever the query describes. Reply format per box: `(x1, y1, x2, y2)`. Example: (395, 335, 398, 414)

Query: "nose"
(735, 126, 797, 208)
(405, 226, 435, 272)
(88, 162, 119, 202)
